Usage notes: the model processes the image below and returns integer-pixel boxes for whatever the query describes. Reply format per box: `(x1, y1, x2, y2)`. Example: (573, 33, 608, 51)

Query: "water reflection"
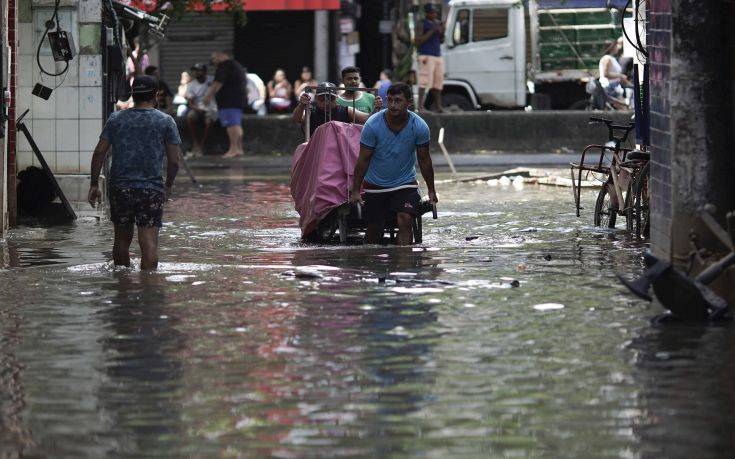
(0, 178, 732, 457)
(96, 272, 184, 455)
(630, 324, 735, 458)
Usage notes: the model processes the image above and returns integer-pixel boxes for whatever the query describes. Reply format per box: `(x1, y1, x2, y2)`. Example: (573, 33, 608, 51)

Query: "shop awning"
(123, 0, 340, 12)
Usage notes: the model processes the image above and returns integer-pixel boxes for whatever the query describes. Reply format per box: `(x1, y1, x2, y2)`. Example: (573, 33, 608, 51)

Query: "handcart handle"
(432, 203, 438, 220)
(356, 202, 362, 220)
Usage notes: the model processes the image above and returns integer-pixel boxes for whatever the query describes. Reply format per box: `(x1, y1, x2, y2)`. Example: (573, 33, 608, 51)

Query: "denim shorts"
(218, 108, 243, 128)
(109, 187, 165, 228)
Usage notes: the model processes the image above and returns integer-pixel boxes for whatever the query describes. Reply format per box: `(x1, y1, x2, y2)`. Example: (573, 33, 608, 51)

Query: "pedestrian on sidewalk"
(185, 63, 217, 155)
(204, 51, 247, 158)
(350, 83, 438, 245)
(88, 75, 181, 271)
(373, 68, 393, 102)
(295, 66, 317, 97)
(415, 3, 445, 113)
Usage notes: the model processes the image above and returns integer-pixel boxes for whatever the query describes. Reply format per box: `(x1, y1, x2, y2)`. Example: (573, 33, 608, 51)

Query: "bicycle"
(571, 116, 650, 239)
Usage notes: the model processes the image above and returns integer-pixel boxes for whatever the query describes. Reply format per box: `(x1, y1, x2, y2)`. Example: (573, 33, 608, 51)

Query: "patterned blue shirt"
(101, 109, 181, 192)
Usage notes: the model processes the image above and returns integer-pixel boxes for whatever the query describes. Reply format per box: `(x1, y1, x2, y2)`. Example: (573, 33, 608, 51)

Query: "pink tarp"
(290, 121, 363, 237)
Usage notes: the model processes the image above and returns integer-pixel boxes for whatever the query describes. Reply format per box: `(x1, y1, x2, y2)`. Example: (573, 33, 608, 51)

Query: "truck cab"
(439, 0, 628, 110)
(442, 0, 527, 109)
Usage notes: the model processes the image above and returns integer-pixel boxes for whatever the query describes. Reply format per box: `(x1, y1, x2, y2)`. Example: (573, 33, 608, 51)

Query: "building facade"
(648, 0, 735, 263)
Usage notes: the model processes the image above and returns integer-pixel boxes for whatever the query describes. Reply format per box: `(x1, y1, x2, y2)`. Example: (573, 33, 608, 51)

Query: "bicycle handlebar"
(589, 116, 635, 143)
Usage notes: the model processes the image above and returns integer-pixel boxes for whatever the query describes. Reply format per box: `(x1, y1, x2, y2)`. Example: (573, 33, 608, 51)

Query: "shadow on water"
(629, 323, 735, 459)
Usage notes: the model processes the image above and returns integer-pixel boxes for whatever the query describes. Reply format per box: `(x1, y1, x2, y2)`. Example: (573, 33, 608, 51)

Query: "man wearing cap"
(292, 82, 371, 137)
(185, 63, 217, 155)
(415, 3, 445, 113)
(87, 75, 182, 271)
(203, 51, 247, 158)
(350, 83, 438, 245)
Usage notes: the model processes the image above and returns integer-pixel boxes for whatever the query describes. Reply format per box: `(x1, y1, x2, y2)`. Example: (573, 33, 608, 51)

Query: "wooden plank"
(16, 121, 77, 221)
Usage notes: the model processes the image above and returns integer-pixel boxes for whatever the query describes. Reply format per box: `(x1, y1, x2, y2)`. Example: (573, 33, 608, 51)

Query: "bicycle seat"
(627, 150, 650, 161)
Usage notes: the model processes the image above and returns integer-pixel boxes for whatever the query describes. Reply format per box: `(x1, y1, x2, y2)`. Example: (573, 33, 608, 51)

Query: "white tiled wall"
(16, 2, 102, 178)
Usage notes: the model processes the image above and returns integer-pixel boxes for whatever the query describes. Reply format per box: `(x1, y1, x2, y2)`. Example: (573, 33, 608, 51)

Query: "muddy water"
(1, 178, 734, 458)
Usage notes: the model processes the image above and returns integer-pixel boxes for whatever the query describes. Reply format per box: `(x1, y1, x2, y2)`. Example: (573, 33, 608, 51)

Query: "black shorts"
(364, 187, 421, 224)
(109, 187, 165, 228)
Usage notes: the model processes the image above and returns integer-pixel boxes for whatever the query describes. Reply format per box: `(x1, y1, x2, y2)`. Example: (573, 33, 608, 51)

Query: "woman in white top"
(598, 38, 629, 98)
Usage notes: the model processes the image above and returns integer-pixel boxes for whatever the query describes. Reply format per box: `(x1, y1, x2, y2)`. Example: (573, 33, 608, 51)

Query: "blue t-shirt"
(360, 110, 431, 188)
(377, 80, 392, 101)
(418, 19, 442, 57)
(101, 109, 181, 192)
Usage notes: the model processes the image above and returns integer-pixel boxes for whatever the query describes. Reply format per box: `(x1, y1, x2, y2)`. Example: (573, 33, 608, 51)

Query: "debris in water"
(544, 254, 553, 261)
(510, 280, 520, 288)
(466, 236, 480, 241)
(499, 176, 511, 186)
(533, 303, 565, 311)
(378, 277, 386, 283)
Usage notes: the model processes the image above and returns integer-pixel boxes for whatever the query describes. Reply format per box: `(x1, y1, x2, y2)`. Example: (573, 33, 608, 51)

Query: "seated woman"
(267, 69, 294, 112)
(294, 66, 318, 98)
(291, 82, 373, 137)
(598, 38, 630, 99)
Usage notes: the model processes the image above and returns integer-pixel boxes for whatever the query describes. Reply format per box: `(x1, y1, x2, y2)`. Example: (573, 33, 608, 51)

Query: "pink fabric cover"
(290, 121, 363, 237)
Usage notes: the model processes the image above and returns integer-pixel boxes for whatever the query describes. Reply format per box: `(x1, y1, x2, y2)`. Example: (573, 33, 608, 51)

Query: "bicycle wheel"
(632, 162, 650, 239)
(594, 181, 619, 228)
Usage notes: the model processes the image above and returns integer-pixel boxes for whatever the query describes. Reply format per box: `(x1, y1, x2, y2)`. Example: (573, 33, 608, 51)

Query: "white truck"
(437, 0, 628, 110)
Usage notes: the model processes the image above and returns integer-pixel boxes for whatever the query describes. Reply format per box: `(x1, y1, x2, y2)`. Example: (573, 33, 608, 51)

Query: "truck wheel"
(442, 92, 474, 112)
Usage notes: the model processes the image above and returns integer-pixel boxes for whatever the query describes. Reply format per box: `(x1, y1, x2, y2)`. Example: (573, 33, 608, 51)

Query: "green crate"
(576, 27, 620, 43)
(575, 11, 615, 26)
(539, 28, 577, 43)
(539, 11, 576, 27)
(539, 43, 576, 59)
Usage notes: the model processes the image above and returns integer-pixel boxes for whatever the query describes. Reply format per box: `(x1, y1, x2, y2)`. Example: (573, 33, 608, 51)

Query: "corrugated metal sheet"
(158, 13, 234, 90)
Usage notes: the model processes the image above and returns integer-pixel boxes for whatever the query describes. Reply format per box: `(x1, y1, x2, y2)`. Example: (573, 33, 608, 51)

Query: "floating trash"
(533, 303, 565, 311)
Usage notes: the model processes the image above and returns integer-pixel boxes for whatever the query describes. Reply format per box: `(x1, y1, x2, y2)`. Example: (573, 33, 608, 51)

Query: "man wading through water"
(350, 83, 438, 245)
(88, 75, 181, 270)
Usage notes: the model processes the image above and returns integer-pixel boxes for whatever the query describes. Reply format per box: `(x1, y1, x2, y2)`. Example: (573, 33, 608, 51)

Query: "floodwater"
(1, 172, 734, 458)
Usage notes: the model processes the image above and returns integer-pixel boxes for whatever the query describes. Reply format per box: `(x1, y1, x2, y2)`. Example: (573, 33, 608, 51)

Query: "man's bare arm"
(90, 139, 111, 186)
(351, 146, 375, 200)
(416, 144, 437, 202)
(165, 143, 181, 189)
(348, 107, 370, 125)
(203, 81, 222, 104)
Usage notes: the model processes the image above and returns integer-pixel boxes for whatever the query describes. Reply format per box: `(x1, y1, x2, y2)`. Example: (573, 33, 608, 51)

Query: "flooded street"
(1, 171, 734, 458)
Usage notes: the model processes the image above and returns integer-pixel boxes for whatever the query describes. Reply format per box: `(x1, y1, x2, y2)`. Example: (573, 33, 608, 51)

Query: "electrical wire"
(36, 0, 70, 77)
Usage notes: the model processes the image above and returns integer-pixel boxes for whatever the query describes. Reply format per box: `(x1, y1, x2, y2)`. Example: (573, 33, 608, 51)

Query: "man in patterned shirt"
(88, 75, 182, 270)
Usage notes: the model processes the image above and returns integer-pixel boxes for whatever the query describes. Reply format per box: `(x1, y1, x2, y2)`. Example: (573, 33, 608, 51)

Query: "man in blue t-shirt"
(350, 83, 438, 245)
(88, 75, 182, 270)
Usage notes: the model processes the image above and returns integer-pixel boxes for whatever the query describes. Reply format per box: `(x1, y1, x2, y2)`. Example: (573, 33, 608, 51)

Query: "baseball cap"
(316, 82, 337, 96)
(130, 75, 158, 94)
(191, 62, 207, 71)
(424, 3, 439, 12)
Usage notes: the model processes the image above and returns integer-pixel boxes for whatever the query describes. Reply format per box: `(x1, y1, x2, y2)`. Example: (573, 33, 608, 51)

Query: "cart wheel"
(412, 216, 423, 244)
(338, 214, 348, 243)
(594, 182, 619, 228)
(632, 162, 650, 239)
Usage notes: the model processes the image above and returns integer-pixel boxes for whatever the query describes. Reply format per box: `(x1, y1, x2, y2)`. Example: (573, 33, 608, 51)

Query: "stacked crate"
(538, 8, 624, 72)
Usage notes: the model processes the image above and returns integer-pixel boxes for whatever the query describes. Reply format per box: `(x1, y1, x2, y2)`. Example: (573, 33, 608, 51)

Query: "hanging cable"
(36, 0, 70, 77)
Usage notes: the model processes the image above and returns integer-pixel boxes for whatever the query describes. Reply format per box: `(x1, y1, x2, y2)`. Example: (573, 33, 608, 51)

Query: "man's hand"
(428, 189, 438, 204)
(299, 92, 311, 107)
(88, 185, 101, 208)
(349, 189, 362, 205)
(203, 94, 213, 106)
(373, 96, 383, 112)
